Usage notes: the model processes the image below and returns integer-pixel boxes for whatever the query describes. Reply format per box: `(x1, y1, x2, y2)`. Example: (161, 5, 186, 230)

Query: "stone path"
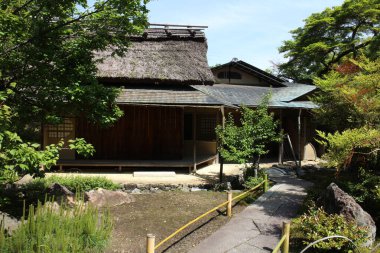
(188, 169, 313, 253)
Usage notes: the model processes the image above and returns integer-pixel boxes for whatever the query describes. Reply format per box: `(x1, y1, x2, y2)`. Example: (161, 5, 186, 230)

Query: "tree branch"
(1, 0, 110, 57)
(353, 148, 380, 155)
(12, 0, 34, 15)
(318, 41, 371, 77)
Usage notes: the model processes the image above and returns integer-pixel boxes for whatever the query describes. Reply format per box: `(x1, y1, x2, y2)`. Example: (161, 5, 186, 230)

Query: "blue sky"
(148, 0, 344, 70)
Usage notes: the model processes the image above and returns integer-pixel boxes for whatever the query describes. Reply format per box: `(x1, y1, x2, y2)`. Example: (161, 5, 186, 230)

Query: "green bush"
(291, 207, 368, 252)
(26, 175, 121, 192)
(316, 127, 380, 173)
(243, 171, 267, 189)
(0, 200, 112, 252)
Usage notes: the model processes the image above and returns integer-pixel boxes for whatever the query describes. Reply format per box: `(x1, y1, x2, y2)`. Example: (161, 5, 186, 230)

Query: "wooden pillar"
(297, 109, 302, 170)
(192, 110, 197, 172)
(278, 109, 284, 164)
(219, 106, 225, 183)
(303, 116, 307, 159)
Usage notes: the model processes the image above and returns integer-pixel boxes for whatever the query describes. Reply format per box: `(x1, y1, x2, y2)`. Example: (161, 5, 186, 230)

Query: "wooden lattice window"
(197, 114, 216, 141)
(46, 118, 74, 139)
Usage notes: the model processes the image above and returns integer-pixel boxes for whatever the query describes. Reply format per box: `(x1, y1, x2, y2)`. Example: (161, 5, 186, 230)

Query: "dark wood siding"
(76, 105, 183, 160)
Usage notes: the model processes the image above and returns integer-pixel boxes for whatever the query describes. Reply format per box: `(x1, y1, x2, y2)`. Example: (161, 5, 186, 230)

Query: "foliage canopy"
(216, 98, 281, 168)
(313, 58, 380, 171)
(278, 0, 380, 83)
(313, 58, 380, 131)
(1, 0, 149, 129)
(0, 0, 149, 182)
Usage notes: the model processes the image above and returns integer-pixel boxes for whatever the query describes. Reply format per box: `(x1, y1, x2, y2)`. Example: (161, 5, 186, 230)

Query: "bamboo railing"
(272, 222, 290, 253)
(146, 174, 269, 253)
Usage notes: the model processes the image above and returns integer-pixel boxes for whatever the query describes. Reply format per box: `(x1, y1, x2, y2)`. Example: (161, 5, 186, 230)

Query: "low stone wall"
(122, 183, 214, 194)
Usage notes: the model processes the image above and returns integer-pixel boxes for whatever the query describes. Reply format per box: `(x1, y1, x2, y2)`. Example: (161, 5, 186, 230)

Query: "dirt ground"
(105, 191, 247, 253)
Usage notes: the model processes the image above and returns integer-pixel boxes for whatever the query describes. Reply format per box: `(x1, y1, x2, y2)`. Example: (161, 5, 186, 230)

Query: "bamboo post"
(263, 174, 268, 192)
(227, 191, 232, 217)
(282, 222, 290, 253)
(146, 234, 155, 253)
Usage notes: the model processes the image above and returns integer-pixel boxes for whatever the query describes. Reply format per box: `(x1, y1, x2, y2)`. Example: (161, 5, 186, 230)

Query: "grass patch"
(0, 175, 121, 219)
(0, 200, 112, 252)
(26, 175, 121, 192)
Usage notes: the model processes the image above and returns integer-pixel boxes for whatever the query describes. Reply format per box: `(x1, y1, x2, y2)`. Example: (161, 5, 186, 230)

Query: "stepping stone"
(133, 171, 176, 177)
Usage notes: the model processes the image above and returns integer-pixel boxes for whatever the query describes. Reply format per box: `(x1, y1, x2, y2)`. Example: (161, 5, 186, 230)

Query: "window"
(197, 114, 216, 141)
(46, 118, 74, 139)
(217, 71, 242, 79)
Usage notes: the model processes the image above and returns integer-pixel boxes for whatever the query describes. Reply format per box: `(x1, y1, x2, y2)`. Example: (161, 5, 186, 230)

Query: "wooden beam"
(297, 109, 302, 170)
(219, 106, 225, 183)
(278, 109, 284, 164)
(193, 110, 197, 172)
(286, 134, 298, 165)
(149, 23, 208, 29)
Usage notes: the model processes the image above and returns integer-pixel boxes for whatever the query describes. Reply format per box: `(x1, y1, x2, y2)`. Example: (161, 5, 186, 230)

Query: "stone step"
(133, 171, 176, 177)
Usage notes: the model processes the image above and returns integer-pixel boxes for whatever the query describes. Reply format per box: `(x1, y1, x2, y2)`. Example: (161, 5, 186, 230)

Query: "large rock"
(85, 188, 135, 207)
(229, 173, 245, 189)
(318, 183, 376, 247)
(45, 183, 75, 206)
(0, 211, 20, 234)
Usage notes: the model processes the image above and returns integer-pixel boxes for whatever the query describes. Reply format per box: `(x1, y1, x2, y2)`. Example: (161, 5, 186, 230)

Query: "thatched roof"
(95, 27, 215, 85)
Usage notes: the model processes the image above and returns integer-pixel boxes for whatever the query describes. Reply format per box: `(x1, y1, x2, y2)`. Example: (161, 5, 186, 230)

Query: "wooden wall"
(76, 105, 183, 160)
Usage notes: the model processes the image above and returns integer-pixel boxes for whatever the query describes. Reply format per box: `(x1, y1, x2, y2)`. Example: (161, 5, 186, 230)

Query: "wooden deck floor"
(56, 155, 217, 173)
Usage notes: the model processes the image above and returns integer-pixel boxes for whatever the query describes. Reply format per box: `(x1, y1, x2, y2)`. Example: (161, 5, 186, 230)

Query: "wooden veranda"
(56, 154, 217, 173)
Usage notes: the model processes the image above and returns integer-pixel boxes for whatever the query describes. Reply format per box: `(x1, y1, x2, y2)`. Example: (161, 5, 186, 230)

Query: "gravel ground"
(105, 191, 247, 253)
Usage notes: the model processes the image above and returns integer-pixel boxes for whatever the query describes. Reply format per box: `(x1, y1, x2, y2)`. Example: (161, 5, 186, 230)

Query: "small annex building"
(43, 24, 318, 172)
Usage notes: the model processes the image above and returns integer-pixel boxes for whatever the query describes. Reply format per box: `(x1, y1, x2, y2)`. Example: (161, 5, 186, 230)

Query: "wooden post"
(282, 222, 290, 253)
(219, 155, 224, 184)
(227, 191, 232, 217)
(263, 174, 268, 192)
(297, 109, 302, 170)
(192, 111, 197, 172)
(146, 234, 155, 253)
(219, 106, 226, 183)
(286, 134, 298, 166)
(278, 109, 284, 164)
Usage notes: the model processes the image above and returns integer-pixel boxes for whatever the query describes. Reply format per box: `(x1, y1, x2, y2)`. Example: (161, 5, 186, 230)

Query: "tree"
(215, 98, 281, 174)
(314, 57, 380, 172)
(0, 0, 149, 182)
(277, 0, 380, 83)
(313, 57, 380, 132)
(0, 0, 149, 134)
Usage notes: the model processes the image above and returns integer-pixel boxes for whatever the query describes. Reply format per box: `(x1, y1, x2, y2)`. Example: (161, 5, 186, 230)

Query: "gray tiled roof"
(116, 83, 318, 109)
(273, 83, 316, 102)
(116, 87, 223, 105)
(192, 84, 318, 109)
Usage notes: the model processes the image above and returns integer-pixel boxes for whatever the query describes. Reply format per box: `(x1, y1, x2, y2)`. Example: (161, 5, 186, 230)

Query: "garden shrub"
(317, 127, 380, 172)
(0, 200, 112, 252)
(243, 170, 267, 189)
(25, 175, 121, 192)
(291, 207, 368, 252)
